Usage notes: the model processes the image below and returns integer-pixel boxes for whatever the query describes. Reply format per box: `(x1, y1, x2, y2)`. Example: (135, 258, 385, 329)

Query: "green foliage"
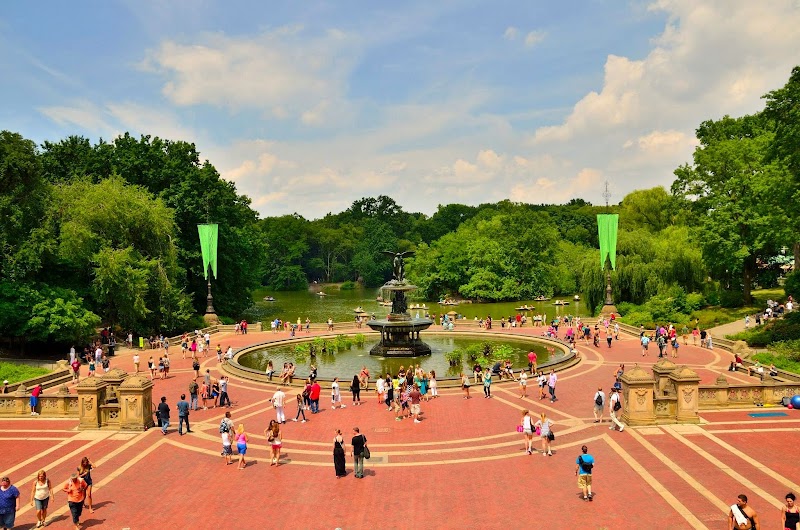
(27, 288, 100, 343)
(444, 350, 462, 366)
(353, 334, 365, 346)
(728, 312, 800, 347)
(617, 287, 695, 327)
(752, 340, 800, 375)
(0, 362, 50, 384)
(340, 281, 358, 290)
(785, 271, 800, 299)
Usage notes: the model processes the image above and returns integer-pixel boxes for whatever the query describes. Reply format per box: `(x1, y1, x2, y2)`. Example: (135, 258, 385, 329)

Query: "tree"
(618, 187, 678, 232)
(763, 66, 800, 271)
(259, 214, 310, 290)
(351, 219, 397, 286)
(672, 114, 790, 304)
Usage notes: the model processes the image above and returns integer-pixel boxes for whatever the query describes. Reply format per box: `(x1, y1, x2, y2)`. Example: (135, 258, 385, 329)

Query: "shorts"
(34, 497, 50, 510)
(593, 404, 602, 414)
(237, 443, 247, 455)
(30, 396, 39, 408)
(1, 511, 15, 528)
(578, 474, 592, 488)
(520, 380, 527, 386)
(221, 444, 232, 456)
(410, 404, 420, 415)
(523, 428, 533, 435)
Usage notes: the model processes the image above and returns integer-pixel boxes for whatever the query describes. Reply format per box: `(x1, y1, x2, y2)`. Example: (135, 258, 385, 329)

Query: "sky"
(2, 1, 800, 219)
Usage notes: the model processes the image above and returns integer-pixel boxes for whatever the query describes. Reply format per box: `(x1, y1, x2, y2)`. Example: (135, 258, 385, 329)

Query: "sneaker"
(414, 419, 421, 423)
(547, 451, 552, 456)
(609, 426, 615, 430)
(301, 420, 307, 423)
(619, 425, 624, 432)
(589, 494, 594, 501)
(292, 418, 298, 422)
(341, 404, 346, 408)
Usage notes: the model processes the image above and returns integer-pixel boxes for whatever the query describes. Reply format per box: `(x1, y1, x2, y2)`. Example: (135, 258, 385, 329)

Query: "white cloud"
(524, 30, 546, 48)
(504, 26, 518, 40)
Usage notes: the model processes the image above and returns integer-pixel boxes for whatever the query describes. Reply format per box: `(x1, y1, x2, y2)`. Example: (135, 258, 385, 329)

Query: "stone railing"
(697, 373, 800, 408)
(0, 384, 78, 417)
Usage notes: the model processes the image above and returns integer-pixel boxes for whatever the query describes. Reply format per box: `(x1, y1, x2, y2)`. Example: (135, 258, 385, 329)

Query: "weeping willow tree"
(577, 225, 706, 314)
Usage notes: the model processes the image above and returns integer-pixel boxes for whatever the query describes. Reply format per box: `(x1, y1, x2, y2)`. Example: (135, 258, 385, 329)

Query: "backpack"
(579, 455, 593, 472)
(594, 394, 603, 406)
(219, 420, 230, 434)
(189, 381, 198, 394)
(613, 398, 622, 411)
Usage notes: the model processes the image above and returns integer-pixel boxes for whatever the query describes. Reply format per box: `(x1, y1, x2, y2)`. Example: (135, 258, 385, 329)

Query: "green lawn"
(0, 362, 50, 385)
(689, 288, 786, 329)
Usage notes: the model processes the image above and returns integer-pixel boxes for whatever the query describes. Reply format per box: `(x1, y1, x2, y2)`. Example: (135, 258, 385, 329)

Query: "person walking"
(461, 373, 471, 399)
(235, 425, 248, 470)
(593, 387, 605, 423)
(200, 381, 209, 410)
(483, 368, 493, 398)
(220, 412, 234, 465)
(576, 445, 595, 501)
(188, 379, 199, 411)
(177, 394, 192, 435)
(538, 371, 547, 399)
(641, 334, 650, 356)
(409, 384, 422, 423)
(292, 393, 307, 423)
(534, 412, 553, 456)
(62, 473, 87, 530)
(350, 375, 362, 406)
(0, 476, 20, 530)
(350, 427, 367, 479)
(309, 379, 321, 413)
(272, 387, 286, 424)
(782, 492, 799, 530)
(331, 378, 345, 410)
(609, 388, 625, 432)
(333, 429, 347, 478)
(266, 421, 282, 466)
(548, 370, 558, 403)
(76, 457, 95, 514)
(729, 494, 759, 530)
(29, 469, 53, 528)
(521, 409, 534, 454)
(219, 376, 231, 408)
(157, 396, 170, 435)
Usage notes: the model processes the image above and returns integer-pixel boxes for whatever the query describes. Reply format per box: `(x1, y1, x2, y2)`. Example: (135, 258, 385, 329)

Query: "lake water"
(237, 333, 560, 380)
(247, 286, 589, 325)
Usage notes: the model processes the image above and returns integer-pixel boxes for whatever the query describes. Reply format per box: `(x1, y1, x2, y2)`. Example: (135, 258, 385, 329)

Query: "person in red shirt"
(30, 384, 43, 416)
(70, 359, 81, 383)
(309, 380, 321, 413)
(527, 351, 538, 374)
(63, 473, 87, 530)
(409, 384, 422, 423)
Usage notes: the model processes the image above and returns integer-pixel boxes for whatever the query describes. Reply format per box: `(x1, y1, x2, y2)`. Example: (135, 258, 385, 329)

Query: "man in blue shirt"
(177, 394, 192, 435)
(575, 445, 595, 501)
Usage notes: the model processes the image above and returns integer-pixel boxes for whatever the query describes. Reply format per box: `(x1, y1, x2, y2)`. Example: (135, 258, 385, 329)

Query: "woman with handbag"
(333, 429, 347, 478)
(534, 412, 554, 456)
(520, 409, 534, 454)
(350, 427, 367, 479)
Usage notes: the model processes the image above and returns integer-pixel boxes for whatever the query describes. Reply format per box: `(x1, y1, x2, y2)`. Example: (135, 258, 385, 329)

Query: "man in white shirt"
(69, 346, 76, 364)
(95, 346, 103, 363)
(272, 388, 286, 424)
(548, 370, 558, 403)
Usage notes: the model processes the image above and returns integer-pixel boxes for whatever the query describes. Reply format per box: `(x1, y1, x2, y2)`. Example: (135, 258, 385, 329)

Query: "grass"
(689, 288, 787, 329)
(751, 352, 800, 376)
(0, 362, 50, 385)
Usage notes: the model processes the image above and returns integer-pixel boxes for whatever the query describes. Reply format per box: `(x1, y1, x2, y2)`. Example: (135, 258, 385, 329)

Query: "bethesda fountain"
(367, 251, 433, 356)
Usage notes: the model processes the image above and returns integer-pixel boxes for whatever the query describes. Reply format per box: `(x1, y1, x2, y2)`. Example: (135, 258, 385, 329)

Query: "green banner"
(198, 224, 219, 279)
(597, 214, 619, 270)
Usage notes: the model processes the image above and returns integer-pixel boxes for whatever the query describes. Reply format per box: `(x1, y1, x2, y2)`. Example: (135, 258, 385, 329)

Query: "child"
(88, 358, 96, 377)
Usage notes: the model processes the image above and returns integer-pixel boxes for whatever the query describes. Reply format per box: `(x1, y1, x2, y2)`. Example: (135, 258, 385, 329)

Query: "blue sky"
(3, 1, 800, 218)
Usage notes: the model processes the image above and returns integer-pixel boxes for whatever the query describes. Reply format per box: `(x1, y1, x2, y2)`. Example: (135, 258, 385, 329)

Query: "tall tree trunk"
(794, 241, 799, 273)
(742, 255, 755, 305)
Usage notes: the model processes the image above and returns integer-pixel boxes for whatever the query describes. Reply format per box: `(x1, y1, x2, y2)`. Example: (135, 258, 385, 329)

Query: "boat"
(262, 296, 276, 302)
(534, 296, 551, 301)
(553, 300, 570, 306)
(515, 305, 532, 311)
(573, 295, 580, 301)
(354, 306, 366, 313)
(379, 301, 393, 307)
(317, 292, 327, 296)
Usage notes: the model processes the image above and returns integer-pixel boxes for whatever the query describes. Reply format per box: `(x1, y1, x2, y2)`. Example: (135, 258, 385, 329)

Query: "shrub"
(444, 350, 462, 366)
(785, 271, 800, 300)
(727, 312, 800, 346)
(685, 293, 705, 312)
(354, 334, 365, 346)
(719, 290, 744, 308)
(340, 281, 358, 290)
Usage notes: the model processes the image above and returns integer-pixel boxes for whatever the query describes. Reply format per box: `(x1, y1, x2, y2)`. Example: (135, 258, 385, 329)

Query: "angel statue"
(381, 250, 415, 282)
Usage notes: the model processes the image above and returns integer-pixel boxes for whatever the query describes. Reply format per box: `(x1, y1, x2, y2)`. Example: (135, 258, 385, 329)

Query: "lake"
(247, 286, 589, 325)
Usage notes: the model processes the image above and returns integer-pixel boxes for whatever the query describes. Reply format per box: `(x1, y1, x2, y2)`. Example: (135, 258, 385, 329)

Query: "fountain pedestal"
(367, 281, 432, 357)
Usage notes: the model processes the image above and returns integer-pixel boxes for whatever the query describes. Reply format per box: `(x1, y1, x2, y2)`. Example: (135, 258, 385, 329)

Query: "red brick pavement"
(2, 326, 798, 529)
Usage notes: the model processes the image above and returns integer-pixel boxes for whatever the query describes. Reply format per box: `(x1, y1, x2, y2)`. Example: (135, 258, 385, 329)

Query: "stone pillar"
(652, 358, 678, 397)
(620, 364, 656, 426)
(13, 384, 28, 416)
(668, 366, 701, 424)
(713, 373, 730, 407)
(76, 377, 108, 429)
(54, 385, 72, 416)
(100, 368, 129, 404)
(118, 375, 155, 431)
